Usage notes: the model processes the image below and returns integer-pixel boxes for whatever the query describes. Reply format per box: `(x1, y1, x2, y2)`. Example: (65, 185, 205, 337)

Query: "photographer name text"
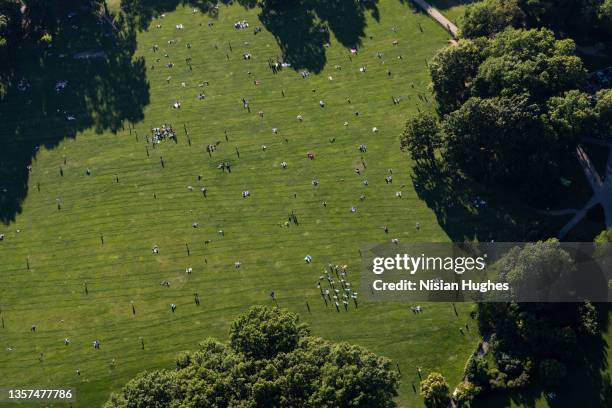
(372, 279, 509, 293)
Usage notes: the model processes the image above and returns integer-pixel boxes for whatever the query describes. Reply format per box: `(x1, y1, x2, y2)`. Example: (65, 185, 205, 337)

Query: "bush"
(420, 372, 450, 408)
(579, 302, 599, 336)
(40, 32, 52, 44)
(497, 353, 524, 377)
(453, 381, 481, 406)
(594, 227, 612, 243)
(487, 368, 508, 390)
(175, 351, 191, 369)
(464, 355, 490, 387)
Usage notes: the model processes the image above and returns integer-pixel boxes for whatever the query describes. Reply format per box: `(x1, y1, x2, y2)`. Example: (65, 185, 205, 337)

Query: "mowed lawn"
(0, 2, 478, 407)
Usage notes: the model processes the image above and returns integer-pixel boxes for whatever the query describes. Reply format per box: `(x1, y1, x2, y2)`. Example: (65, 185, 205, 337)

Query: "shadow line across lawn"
(0, 3, 149, 225)
(0, 0, 386, 225)
(121, 0, 381, 73)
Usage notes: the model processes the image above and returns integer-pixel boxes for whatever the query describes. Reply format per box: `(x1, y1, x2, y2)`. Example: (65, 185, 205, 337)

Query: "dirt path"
(412, 0, 459, 38)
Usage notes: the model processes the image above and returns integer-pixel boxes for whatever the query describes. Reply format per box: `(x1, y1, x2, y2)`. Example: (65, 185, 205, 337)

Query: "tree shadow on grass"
(413, 157, 612, 406)
(258, 0, 380, 73)
(0, 0, 378, 224)
(0, 6, 149, 225)
(119, 0, 224, 30)
(120, 0, 379, 73)
(411, 160, 562, 242)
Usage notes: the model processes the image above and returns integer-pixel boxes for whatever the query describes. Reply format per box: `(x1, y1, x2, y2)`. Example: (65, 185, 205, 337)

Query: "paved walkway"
(558, 141, 612, 238)
(412, 0, 459, 38)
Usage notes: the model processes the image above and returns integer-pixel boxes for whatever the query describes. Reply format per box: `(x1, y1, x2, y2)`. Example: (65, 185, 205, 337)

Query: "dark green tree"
(462, 0, 526, 38)
(106, 306, 400, 408)
(545, 90, 598, 146)
(494, 239, 577, 301)
(413, 27, 598, 199)
(595, 89, 612, 138)
(464, 355, 491, 388)
(430, 28, 586, 116)
(472, 28, 586, 102)
(400, 112, 441, 163)
(104, 370, 179, 408)
(428, 39, 486, 114)
(0, 0, 20, 60)
(229, 305, 309, 360)
(473, 242, 601, 394)
(514, 0, 608, 37)
(442, 93, 554, 190)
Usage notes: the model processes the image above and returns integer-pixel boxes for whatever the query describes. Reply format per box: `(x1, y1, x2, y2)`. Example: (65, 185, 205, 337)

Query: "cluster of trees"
(105, 306, 400, 408)
(417, 240, 605, 407)
(454, 240, 601, 405)
(401, 27, 612, 201)
(461, 0, 612, 39)
(461, 301, 598, 400)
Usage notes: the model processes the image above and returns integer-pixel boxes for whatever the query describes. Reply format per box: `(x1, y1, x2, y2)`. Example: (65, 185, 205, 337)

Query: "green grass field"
(0, 1, 609, 407)
(0, 2, 480, 407)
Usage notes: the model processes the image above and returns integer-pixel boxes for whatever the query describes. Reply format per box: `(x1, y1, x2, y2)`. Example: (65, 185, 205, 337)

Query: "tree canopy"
(427, 38, 487, 114)
(400, 112, 441, 163)
(441, 93, 553, 188)
(493, 239, 577, 301)
(462, 0, 525, 39)
(430, 28, 587, 113)
(595, 89, 612, 137)
(105, 306, 400, 408)
(229, 305, 309, 360)
(470, 243, 601, 396)
(403, 27, 609, 201)
(462, 0, 612, 39)
(445, 240, 605, 403)
(471, 28, 585, 102)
